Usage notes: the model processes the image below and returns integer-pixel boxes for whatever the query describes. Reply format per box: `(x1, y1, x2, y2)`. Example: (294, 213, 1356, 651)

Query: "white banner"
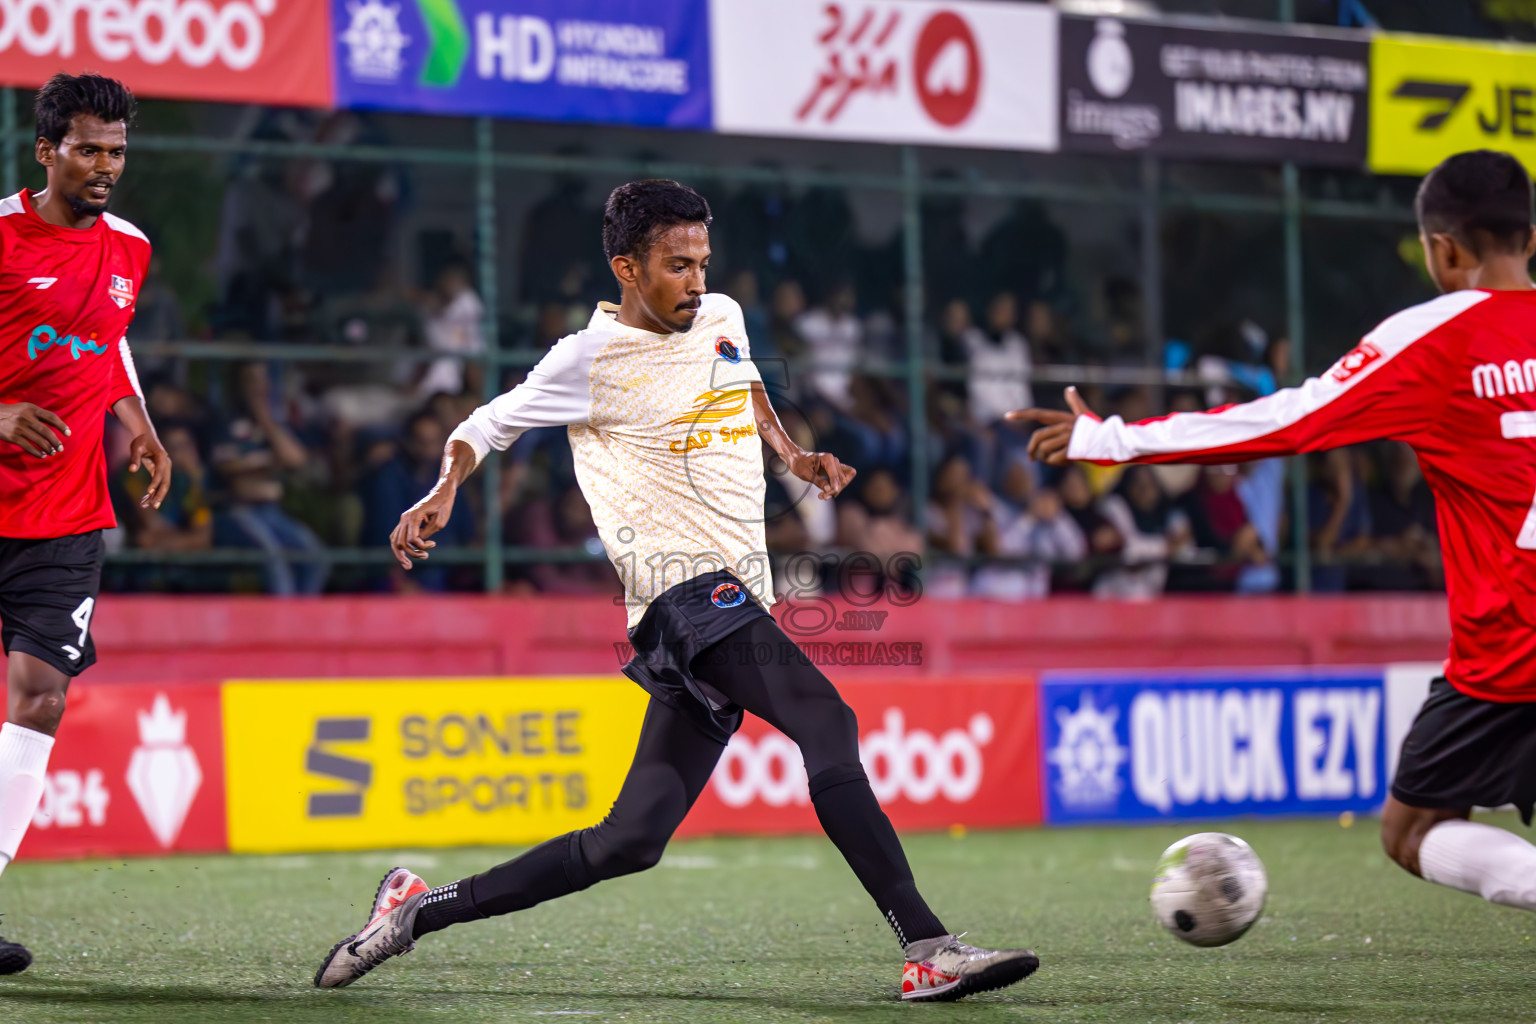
(710, 0, 1058, 150)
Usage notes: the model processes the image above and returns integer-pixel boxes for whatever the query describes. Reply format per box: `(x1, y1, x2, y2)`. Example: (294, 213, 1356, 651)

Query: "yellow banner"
(1370, 33, 1536, 176)
(223, 678, 648, 853)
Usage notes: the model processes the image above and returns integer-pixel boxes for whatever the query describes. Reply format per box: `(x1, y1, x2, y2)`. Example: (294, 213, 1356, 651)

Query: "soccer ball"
(1150, 832, 1267, 947)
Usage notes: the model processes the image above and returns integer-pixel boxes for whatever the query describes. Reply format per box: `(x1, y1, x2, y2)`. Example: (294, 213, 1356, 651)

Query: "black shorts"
(1391, 677, 1536, 825)
(0, 531, 104, 678)
(622, 570, 774, 745)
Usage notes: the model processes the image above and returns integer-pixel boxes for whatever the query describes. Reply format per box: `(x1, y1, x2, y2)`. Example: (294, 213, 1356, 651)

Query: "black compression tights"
(412, 616, 945, 948)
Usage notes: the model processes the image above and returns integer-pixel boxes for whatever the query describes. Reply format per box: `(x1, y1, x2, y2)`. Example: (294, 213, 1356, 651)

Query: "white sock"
(1418, 818, 1536, 912)
(0, 723, 54, 877)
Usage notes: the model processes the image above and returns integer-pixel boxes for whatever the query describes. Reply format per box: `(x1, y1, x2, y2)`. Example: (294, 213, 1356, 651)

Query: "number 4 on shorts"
(70, 596, 95, 646)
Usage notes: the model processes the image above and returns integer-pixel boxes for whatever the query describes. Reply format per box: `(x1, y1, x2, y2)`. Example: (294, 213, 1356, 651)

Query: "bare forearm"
(111, 395, 157, 439)
(438, 439, 479, 489)
(752, 382, 802, 463)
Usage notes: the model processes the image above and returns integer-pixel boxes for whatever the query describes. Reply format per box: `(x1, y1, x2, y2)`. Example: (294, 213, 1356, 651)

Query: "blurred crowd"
(99, 114, 1442, 598)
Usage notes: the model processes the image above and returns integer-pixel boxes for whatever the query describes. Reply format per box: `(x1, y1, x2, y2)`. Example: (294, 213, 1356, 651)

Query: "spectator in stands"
(975, 483, 1086, 601)
(416, 260, 486, 399)
(1181, 464, 1272, 590)
(504, 484, 616, 596)
(115, 423, 214, 592)
(838, 467, 923, 565)
(361, 410, 478, 592)
(1308, 448, 1372, 592)
(1096, 465, 1191, 600)
(1055, 463, 1123, 592)
(797, 280, 862, 410)
(963, 290, 1034, 429)
(926, 453, 997, 597)
(828, 375, 908, 479)
(211, 363, 329, 596)
(1368, 442, 1443, 590)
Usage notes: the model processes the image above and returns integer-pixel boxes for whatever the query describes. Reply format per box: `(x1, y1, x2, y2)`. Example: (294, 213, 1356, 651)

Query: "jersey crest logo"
(715, 336, 741, 363)
(665, 388, 750, 427)
(710, 582, 747, 609)
(1329, 341, 1382, 383)
(108, 275, 135, 309)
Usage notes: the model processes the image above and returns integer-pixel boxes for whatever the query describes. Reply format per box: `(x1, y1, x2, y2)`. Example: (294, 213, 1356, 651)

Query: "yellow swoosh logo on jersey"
(665, 388, 750, 427)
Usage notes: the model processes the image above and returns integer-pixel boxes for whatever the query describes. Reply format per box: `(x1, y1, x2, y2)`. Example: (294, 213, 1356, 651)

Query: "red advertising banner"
(15, 681, 226, 859)
(0, 1, 333, 108)
(676, 676, 1040, 836)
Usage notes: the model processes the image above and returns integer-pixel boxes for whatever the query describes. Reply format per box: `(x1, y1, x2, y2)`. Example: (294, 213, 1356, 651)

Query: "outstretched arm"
(391, 333, 594, 569)
(752, 381, 855, 499)
(1011, 293, 1480, 467)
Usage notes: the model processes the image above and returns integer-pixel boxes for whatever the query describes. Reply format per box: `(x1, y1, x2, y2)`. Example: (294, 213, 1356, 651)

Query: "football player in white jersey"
(315, 180, 1037, 1002)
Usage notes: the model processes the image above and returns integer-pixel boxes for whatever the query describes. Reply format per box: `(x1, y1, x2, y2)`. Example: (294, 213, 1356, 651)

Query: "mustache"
(676, 300, 701, 311)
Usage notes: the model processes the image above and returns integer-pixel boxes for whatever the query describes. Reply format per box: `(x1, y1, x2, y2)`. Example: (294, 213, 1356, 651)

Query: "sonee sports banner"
(222, 678, 649, 853)
(1059, 15, 1369, 166)
(1041, 669, 1388, 824)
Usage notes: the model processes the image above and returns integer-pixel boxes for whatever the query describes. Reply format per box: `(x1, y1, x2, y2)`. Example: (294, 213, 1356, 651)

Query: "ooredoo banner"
(1059, 16, 1368, 165)
(332, 0, 713, 128)
(0, 0, 333, 108)
(710, 0, 1057, 151)
(19, 681, 226, 859)
(1041, 669, 1387, 824)
(222, 678, 649, 853)
(677, 677, 1041, 836)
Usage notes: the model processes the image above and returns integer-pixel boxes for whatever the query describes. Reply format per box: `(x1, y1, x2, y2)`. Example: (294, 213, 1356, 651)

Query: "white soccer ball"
(1150, 832, 1267, 947)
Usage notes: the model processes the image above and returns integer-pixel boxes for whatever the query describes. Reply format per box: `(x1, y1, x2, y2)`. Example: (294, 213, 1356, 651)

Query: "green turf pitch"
(3, 816, 1533, 1023)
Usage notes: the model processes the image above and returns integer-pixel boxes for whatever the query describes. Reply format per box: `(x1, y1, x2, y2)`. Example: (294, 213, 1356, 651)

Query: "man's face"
(632, 222, 710, 334)
(37, 114, 127, 218)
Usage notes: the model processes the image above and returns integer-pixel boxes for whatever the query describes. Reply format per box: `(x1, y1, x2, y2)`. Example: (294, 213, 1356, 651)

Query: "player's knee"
(592, 829, 668, 878)
(8, 686, 67, 735)
(1380, 819, 1417, 875)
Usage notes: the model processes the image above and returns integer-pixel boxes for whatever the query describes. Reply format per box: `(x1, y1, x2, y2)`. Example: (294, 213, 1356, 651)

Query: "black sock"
(808, 766, 947, 948)
(471, 832, 592, 918)
(410, 880, 483, 938)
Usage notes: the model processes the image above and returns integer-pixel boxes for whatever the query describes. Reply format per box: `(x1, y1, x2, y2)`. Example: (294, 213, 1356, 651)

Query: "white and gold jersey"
(449, 293, 770, 628)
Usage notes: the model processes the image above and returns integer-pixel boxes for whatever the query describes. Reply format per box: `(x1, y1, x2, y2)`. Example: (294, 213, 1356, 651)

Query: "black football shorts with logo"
(1391, 677, 1536, 825)
(622, 569, 774, 745)
(0, 531, 104, 677)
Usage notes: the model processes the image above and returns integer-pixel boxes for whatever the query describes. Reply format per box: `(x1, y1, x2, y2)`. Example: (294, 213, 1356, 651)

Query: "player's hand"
(391, 482, 457, 570)
(0, 402, 70, 459)
(787, 450, 856, 500)
(1007, 386, 1097, 467)
(128, 433, 172, 509)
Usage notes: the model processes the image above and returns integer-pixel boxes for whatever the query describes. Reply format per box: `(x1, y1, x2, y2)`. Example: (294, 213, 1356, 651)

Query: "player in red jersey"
(0, 74, 171, 974)
(1014, 149, 1536, 916)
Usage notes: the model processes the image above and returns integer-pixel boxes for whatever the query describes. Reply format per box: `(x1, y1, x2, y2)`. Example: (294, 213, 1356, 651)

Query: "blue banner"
(1041, 670, 1386, 824)
(332, 0, 712, 128)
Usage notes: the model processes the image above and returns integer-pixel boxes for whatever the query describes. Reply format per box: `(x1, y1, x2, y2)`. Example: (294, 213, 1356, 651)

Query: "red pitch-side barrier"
(3, 595, 1450, 859)
(76, 594, 1451, 683)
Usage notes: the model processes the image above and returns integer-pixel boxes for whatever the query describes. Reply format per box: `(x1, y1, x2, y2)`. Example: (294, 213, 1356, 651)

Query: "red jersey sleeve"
(109, 335, 144, 409)
(1067, 291, 1490, 465)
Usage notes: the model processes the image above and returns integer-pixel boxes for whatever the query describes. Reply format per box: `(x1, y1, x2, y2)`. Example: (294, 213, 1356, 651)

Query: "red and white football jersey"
(0, 189, 149, 539)
(1067, 288, 1536, 702)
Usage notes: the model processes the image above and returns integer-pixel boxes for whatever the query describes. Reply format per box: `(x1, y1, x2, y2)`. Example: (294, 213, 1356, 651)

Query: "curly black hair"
(602, 179, 712, 263)
(1417, 150, 1533, 256)
(35, 72, 137, 146)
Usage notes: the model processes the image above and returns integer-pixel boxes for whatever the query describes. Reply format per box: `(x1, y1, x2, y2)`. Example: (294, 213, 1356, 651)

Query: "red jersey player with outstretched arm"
(0, 74, 171, 974)
(1015, 149, 1536, 920)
